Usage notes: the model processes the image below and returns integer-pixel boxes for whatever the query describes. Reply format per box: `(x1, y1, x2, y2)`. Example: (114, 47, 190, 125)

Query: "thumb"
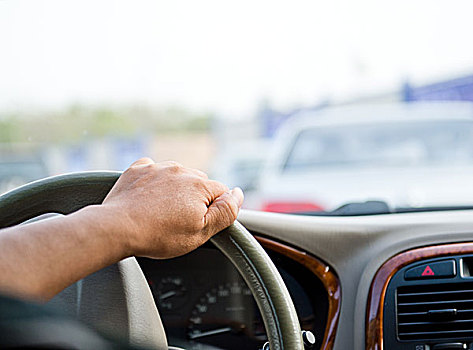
(203, 188, 244, 236)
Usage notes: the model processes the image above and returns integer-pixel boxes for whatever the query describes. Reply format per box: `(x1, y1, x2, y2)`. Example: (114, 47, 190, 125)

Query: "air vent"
(397, 282, 473, 341)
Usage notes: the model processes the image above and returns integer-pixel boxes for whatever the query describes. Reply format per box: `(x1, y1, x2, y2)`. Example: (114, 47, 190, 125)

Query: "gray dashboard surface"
(238, 209, 473, 350)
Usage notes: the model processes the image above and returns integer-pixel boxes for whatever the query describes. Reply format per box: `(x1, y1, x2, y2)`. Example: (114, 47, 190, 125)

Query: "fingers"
(204, 180, 229, 202)
(203, 187, 244, 236)
(130, 157, 155, 167)
(127, 157, 241, 236)
(230, 187, 244, 207)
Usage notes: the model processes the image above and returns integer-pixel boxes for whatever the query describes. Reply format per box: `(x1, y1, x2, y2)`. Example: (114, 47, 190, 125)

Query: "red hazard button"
(405, 260, 456, 280)
(421, 265, 435, 276)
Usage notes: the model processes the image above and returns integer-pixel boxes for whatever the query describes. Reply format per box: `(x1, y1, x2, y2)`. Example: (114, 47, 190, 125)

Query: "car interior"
(2, 172, 473, 350)
(2, 1, 473, 350)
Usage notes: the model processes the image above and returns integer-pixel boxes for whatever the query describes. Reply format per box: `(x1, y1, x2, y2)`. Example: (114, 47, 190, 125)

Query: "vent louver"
(397, 282, 473, 341)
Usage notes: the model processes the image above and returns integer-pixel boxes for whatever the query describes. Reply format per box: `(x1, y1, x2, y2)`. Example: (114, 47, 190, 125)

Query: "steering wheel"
(0, 172, 303, 350)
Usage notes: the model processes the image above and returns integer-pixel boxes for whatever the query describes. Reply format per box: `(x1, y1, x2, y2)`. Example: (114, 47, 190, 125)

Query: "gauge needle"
(159, 291, 177, 301)
(189, 327, 232, 340)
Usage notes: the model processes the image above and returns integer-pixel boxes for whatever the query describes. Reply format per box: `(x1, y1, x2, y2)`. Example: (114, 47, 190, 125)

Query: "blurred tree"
(0, 105, 212, 145)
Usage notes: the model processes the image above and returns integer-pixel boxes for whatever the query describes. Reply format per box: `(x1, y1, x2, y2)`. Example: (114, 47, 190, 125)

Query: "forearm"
(0, 205, 129, 301)
(0, 160, 242, 302)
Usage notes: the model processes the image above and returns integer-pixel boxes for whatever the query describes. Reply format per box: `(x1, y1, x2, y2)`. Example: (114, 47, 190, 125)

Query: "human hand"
(102, 158, 244, 259)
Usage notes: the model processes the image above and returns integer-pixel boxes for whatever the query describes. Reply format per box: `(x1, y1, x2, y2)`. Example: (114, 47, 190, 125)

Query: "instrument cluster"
(138, 244, 328, 350)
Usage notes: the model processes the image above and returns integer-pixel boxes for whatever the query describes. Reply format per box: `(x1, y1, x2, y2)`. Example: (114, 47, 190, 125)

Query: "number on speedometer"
(187, 281, 266, 350)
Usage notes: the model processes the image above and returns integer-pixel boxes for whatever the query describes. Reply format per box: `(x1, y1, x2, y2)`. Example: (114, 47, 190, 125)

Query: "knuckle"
(207, 180, 229, 195)
(192, 178, 206, 190)
(165, 161, 183, 168)
(157, 161, 184, 174)
(140, 163, 158, 176)
(167, 164, 183, 174)
(218, 182, 230, 193)
(197, 170, 209, 179)
(137, 157, 152, 164)
(170, 165, 181, 173)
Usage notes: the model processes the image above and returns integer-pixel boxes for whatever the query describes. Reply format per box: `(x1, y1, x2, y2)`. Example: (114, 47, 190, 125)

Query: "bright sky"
(1, 0, 473, 116)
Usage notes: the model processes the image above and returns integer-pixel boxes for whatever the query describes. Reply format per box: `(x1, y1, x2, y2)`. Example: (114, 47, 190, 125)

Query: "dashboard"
(133, 209, 473, 350)
(233, 209, 473, 350)
(138, 241, 331, 350)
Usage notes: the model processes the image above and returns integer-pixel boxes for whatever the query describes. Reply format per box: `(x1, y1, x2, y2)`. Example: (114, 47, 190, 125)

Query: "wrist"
(71, 205, 134, 260)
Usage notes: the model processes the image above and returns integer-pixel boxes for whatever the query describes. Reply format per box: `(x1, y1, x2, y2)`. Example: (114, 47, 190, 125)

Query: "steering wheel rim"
(0, 171, 303, 350)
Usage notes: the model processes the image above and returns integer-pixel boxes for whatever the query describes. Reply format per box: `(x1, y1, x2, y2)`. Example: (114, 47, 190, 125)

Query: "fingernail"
(231, 187, 244, 207)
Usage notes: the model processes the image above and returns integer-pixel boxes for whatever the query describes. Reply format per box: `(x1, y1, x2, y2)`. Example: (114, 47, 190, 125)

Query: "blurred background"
(2, 0, 473, 213)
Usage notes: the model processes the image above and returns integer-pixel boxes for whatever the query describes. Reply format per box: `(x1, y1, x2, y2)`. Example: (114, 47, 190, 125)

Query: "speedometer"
(187, 281, 266, 350)
(149, 276, 188, 311)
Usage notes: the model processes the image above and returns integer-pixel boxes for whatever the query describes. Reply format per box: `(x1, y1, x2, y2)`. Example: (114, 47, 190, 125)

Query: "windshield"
(2, 0, 473, 215)
(285, 121, 473, 170)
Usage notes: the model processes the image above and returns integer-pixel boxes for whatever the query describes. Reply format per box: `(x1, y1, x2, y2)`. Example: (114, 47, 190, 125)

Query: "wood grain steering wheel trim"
(365, 242, 473, 350)
(255, 236, 341, 350)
